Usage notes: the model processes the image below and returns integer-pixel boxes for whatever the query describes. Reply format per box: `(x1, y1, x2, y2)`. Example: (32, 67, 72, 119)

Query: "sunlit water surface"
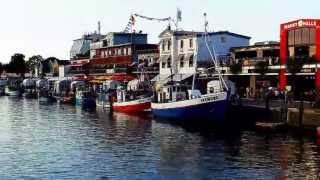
(0, 97, 319, 179)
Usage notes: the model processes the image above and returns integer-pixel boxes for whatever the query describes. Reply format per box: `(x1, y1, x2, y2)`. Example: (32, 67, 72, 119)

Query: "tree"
(255, 61, 269, 76)
(8, 53, 27, 75)
(26, 55, 44, 76)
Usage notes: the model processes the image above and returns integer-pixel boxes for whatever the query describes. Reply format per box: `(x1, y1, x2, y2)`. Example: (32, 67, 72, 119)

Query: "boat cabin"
(156, 84, 190, 103)
(207, 80, 224, 94)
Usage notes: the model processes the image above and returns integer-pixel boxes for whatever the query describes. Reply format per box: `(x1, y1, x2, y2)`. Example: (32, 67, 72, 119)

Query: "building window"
(128, 47, 132, 55)
(162, 40, 165, 51)
(189, 39, 193, 48)
(124, 48, 127, 55)
(310, 46, 316, 58)
(189, 54, 194, 67)
(162, 61, 166, 68)
(180, 55, 184, 67)
(167, 57, 171, 68)
(168, 40, 171, 51)
(220, 36, 226, 43)
(180, 40, 184, 49)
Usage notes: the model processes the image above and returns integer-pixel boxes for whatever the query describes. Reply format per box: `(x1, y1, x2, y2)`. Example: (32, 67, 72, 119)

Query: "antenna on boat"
(202, 13, 228, 91)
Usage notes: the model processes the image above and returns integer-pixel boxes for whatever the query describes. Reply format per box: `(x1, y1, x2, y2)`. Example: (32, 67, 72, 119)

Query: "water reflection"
(0, 97, 319, 179)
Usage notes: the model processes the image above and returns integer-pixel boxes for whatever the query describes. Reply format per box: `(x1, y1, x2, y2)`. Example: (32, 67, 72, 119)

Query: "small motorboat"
(112, 87, 152, 113)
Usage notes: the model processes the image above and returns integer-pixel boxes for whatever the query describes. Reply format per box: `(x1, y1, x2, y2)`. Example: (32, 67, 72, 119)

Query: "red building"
(279, 19, 320, 91)
(88, 43, 158, 82)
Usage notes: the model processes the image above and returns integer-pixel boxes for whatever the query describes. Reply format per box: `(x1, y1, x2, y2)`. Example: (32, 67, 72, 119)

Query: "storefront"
(279, 19, 320, 91)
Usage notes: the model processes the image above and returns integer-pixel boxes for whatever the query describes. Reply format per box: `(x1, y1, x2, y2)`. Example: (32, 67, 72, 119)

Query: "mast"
(203, 13, 229, 91)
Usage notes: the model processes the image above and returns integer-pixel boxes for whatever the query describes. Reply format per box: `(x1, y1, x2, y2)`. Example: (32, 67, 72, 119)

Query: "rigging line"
(203, 14, 228, 91)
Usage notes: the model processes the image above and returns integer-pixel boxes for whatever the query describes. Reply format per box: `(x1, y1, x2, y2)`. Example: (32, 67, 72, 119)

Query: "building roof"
(230, 41, 280, 50)
(94, 43, 158, 49)
(207, 31, 251, 39)
(107, 32, 148, 36)
(159, 28, 251, 39)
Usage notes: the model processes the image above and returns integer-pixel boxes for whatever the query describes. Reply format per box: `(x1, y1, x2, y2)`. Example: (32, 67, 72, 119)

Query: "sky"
(0, 0, 319, 63)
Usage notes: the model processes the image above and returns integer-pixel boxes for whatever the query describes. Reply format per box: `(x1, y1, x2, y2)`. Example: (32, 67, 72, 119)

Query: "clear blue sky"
(0, 0, 319, 63)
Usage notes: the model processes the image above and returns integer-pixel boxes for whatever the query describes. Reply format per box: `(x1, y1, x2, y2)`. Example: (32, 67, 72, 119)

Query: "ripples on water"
(0, 97, 319, 179)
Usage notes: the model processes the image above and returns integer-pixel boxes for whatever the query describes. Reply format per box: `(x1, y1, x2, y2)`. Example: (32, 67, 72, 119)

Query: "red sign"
(282, 19, 320, 30)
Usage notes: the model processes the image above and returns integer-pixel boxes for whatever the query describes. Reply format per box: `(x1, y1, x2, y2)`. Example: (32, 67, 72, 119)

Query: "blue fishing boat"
(152, 82, 228, 121)
(75, 91, 96, 108)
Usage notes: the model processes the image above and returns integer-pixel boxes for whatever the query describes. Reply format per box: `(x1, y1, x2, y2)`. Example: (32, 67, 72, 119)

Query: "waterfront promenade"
(240, 98, 320, 129)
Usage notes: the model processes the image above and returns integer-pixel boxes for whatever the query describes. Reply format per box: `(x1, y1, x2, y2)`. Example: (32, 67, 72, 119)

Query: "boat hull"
(113, 97, 151, 113)
(152, 92, 228, 121)
(6, 91, 21, 97)
(39, 96, 57, 103)
(76, 98, 96, 108)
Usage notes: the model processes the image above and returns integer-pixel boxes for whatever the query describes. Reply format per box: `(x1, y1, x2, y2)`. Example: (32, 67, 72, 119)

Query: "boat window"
(209, 87, 214, 93)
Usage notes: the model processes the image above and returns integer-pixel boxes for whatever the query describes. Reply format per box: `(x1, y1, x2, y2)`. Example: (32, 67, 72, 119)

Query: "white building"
(154, 27, 250, 83)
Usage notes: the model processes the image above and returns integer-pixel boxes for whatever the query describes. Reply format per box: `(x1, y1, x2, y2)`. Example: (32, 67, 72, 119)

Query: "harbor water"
(0, 97, 320, 179)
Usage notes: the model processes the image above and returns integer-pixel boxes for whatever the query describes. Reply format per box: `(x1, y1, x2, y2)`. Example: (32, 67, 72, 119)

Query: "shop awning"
(89, 56, 132, 66)
(72, 75, 90, 81)
(158, 55, 170, 63)
(90, 75, 136, 82)
(162, 73, 194, 84)
(70, 61, 89, 67)
(151, 74, 170, 82)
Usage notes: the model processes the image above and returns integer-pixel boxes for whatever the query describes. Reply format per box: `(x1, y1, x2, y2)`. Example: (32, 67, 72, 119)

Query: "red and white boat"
(112, 84, 152, 113)
(113, 96, 152, 113)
